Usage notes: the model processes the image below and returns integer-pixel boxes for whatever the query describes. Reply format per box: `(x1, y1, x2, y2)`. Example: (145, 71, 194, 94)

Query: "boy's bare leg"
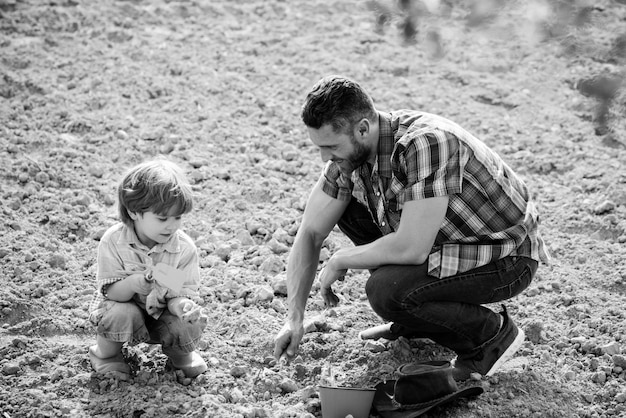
(91, 335, 124, 358)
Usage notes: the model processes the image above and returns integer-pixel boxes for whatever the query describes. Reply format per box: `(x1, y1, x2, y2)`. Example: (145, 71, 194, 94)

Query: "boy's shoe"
(167, 350, 208, 378)
(89, 345, 130, 374)
(451, 306, 525, 381)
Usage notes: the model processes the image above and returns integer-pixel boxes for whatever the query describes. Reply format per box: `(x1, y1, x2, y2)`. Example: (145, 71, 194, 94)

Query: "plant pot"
(318, 385, 376, 418)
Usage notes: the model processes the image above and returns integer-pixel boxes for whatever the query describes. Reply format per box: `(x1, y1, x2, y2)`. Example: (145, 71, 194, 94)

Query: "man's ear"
(354, 118, 370, 139)
(128, 211, 140, 221)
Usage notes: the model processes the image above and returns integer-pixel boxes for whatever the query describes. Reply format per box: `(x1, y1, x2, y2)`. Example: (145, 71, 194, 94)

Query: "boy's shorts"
(90, 300, 203, 353)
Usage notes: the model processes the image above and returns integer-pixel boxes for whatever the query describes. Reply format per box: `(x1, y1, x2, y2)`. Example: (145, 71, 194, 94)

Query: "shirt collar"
(352, 112, 395, 184)
(117, 223, 181, 254)
(376, 112, 395, 179)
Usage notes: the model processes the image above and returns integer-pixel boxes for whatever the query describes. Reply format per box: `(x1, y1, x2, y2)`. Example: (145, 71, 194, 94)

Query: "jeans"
(337, 197, 538, 355)
(92, 300, 202, 353)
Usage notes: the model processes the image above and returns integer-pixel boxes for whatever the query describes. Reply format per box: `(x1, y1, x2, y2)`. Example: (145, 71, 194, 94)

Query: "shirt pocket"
(386, 186, 405, 213)
(352, 190, 368, 208)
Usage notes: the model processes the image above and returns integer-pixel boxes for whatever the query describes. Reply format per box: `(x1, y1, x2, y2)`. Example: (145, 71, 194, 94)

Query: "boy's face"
(129, 208, 183, 248)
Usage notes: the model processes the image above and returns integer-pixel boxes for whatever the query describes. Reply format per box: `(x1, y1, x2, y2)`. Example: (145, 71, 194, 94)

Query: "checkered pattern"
(319, 110, 549, 278)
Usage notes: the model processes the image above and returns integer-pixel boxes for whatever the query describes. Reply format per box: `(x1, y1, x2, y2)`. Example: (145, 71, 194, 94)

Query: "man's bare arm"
(273, 183, 348, 360)
(327, 196, 448, 272)
(286, 184, 349, 321)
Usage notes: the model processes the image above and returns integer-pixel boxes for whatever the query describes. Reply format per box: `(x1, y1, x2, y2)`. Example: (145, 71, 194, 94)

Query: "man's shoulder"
(390, 110, 474, 150)
(391, 110, 457, 133)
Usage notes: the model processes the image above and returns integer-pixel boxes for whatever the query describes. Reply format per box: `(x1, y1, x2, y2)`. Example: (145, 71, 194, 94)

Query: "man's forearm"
(332, 232, 429, 271)
(286, 232, 323, 323)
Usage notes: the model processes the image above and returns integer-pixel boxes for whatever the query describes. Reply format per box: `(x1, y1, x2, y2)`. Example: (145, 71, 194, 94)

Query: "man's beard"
(338, 134, 370, 175)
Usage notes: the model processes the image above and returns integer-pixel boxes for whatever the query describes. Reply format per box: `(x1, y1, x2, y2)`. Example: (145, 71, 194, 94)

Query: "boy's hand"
(130, 273, 154, 295)
(175, 299, 209, 329)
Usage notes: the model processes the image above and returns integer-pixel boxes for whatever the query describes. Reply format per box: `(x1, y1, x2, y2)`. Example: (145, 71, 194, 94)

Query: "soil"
(1, 0, 626, 417)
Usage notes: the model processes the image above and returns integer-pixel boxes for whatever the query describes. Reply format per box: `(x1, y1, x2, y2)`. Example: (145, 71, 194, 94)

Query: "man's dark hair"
(301, 75, 377, 134)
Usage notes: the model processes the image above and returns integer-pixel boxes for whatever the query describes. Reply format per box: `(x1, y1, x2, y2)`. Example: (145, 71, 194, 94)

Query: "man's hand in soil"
(318, 259, 346, 307)
(273, 321, 304, 362)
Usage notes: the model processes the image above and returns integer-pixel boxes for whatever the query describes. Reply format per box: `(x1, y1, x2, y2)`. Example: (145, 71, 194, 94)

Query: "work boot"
(165, 349, 208, 378)
(452, 305, 525, 381)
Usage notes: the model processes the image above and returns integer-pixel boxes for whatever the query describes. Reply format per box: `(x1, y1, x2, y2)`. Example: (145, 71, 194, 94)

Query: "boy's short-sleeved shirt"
(88, 222, 200, 320)
(319, 110, 550, 278)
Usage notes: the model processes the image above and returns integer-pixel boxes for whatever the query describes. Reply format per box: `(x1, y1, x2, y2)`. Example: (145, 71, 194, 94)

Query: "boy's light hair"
(118, 159, 193, 227)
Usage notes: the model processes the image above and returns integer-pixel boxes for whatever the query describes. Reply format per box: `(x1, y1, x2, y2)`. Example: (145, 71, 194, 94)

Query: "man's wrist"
(287, 310, 305, 325)
(329, 251, 346, 271)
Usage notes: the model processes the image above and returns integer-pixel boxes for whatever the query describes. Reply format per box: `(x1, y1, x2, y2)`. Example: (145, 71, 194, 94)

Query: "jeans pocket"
(491, 264, 533, 302)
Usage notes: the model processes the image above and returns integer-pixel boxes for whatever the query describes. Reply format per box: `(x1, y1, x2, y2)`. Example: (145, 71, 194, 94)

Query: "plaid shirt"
(88, 223, 200, 320)
(319, 110, 550, 278)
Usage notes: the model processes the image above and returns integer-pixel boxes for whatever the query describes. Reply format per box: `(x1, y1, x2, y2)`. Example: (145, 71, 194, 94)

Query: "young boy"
(88, 159, 208, 378)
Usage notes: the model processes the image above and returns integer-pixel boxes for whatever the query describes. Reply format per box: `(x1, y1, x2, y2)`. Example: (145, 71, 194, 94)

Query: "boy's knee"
(99, 301, 143, 325)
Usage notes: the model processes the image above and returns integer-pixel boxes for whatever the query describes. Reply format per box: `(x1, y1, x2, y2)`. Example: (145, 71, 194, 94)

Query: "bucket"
(318, 385, 376, 418)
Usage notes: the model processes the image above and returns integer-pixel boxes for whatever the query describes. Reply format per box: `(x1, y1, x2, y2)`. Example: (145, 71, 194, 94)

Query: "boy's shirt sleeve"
(88, 228, 126, 319)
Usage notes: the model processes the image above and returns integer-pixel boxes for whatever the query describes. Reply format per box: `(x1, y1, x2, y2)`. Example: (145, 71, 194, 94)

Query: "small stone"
(253, 286, 274, 303)
(116, 130, 129, 140)
(593, 200, 615, 215)
(525, 288, 540, 297)
(88, 166, 105, 178)
(234, 201, 247, 211)
(364, 340, 386, 353)
(303, 319, 318, 334)
(268, 238, 289, 254)
(189, 159, 209, 168)
(215, 244, 232, 261)
(278, 379, 298, 393)
(271, 277, 287, 296)
(592, 371, 607, 384)
(230, 365, 247, 378)
(34, 172, 50, 183)
(259, 256, 284, 274)
(47, 254, 67, 269)
(525, 321, 545, 344)
(235, 230, 255, 246)
(74, 194, 90, 206)
(600, 342, 621, 355)
(2, 363, 20, 375)
(612, 354, 626, 368)
(469, 372, 482, 381)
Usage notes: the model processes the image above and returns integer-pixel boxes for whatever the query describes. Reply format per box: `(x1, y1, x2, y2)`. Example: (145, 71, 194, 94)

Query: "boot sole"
(485, 328, 525, 377)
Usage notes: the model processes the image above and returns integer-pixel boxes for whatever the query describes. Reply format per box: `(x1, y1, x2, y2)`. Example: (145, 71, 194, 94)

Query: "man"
(273, 75, 549, 380)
